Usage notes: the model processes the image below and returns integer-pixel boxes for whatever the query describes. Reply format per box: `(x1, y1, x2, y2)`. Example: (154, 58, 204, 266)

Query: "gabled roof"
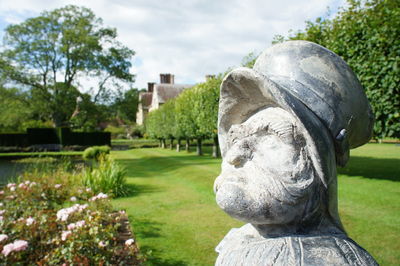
(139, 92, 153, 108)
(154, 84, 193, 103)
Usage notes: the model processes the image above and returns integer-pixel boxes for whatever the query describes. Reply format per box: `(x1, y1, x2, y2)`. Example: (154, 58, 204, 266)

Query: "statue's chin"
(216, 182, 271, 224)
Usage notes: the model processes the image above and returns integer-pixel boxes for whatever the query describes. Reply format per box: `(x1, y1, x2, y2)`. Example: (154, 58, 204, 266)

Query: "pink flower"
(61, 231, 72, 241)
(0, 210, 5, 215)
(56, 204, 88, 221)
(10, 186, 16, 192)
(0, 234, 8, 242)
(89, 192, 108, 201)
(18, 183, 27, 189)
(67, 220, 85, 230)
(26, 217, 35, 226)
(125, 239, 135, 246)
(12, 240, 28, 252)
(98, 241, 106, 248)
(76, 220, 85, 228)
(67, 223, 76, 230)
(2, 243, 14, 256)
(70, 196, 77, 202)
(54, 184, 62, 189)
(1, 240, 28, 256)
(0, 190, 4, 195)
(7, 183, 16, 188)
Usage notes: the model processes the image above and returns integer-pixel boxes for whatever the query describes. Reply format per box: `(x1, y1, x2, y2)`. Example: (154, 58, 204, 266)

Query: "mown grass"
(112, 143, 399, 266)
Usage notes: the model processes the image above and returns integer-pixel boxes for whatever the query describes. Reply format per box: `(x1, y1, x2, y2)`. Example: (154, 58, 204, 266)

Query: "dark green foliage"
(0, 86, 33, 133)
(0, 133, 29, 147)
(110, 88, 140, 123)
(60, 130, 111, 147)
(82, 145, 111, 160)
(0, 5, 135, 127)
(27, 128, 60, 145)
(0, 128, 110, 148)
(276, 0, 400, 139)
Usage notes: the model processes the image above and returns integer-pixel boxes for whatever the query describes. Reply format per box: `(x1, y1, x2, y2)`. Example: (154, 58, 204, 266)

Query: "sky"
(0, 0, 345, 90)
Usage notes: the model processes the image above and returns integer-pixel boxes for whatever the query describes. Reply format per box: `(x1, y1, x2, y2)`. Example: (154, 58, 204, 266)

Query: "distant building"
(136, 74, 194, 125)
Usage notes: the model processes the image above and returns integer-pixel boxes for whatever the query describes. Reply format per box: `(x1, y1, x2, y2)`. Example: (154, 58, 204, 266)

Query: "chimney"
(160, 73, 175, 84)
(205, 74, 215, 81)
(147, 82, 155, 92)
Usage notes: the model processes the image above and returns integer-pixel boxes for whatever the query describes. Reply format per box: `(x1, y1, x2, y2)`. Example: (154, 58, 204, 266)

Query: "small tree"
(175, 89, 198, 152)
(194, 76, 222, 157)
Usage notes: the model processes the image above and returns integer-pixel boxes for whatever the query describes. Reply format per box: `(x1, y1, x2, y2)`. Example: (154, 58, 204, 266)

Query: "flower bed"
(0, 174, 143, 264)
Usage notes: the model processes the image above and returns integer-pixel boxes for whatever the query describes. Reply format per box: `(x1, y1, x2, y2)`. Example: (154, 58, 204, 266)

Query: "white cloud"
(0, 0, 345, 90)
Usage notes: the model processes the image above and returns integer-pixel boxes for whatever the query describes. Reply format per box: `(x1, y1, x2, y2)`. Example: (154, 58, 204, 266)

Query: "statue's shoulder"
(216, 225, 378, 266)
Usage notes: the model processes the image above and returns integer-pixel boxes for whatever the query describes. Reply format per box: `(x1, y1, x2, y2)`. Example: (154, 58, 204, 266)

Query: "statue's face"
(214, 107, 315, 224)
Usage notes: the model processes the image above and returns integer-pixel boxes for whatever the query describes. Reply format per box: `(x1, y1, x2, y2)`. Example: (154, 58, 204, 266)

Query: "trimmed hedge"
(27, 128, 60, 145)
(0, 128, 110, 148)
(0, 133, 29, 147)
(60, 128, 111, 147)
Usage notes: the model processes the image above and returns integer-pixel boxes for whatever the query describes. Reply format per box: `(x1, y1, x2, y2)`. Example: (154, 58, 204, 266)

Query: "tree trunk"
(196, 138, 203, 156)
(176, 139, 181, 152)
(169, 139, 174, 150)
(161, 139, 166, 149)
(185, 138, 190, 152)
(159, 139, 162, 148)
(212, 136, 220, 158)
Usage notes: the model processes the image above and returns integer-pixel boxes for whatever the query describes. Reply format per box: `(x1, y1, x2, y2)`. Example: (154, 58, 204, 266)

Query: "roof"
(154, 84, 193, 103)
(139, 92, 153, 108)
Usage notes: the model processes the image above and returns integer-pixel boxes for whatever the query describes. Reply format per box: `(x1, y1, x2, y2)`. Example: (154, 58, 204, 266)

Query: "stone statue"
(214, 41, 378, 265)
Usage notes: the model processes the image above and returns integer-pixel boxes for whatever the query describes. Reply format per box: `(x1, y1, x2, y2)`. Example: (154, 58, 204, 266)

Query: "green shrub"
(104, 125, 126, 139)
(82, 146, 111, 160)
(0, 171, 143, 264)
(82, 156, 128, 197)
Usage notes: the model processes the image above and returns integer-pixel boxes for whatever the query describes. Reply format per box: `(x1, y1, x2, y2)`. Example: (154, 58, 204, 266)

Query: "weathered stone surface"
(214, 41, 377, 265)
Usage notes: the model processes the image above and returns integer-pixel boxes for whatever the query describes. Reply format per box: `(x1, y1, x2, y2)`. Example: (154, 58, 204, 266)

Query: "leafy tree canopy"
(274, 0, 400, 139)
(0, 5, 135, 127)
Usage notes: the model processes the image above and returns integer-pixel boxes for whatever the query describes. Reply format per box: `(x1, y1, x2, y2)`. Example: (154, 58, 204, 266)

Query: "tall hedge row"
(0, 128, 110, 148)
(145, 76, 221, 157)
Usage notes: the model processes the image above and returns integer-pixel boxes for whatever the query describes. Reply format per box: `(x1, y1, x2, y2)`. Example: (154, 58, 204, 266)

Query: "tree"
(175, 88, 199, 152)
(0, 5, 135, 127)
(0, 86, 32, 132)
(110, 88, 139, 123)
(194, 75, 222, 157)
(275, 0, 400, 140)
(145, 109, 165, 147)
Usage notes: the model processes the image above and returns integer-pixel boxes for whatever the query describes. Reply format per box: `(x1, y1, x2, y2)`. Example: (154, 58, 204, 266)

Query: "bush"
(0, 133, 29, 147)
(104, 125, 126, 139)
(0, 171, 143, 264)
(82, 146, 111, 161)
(82, 156, 128, 198)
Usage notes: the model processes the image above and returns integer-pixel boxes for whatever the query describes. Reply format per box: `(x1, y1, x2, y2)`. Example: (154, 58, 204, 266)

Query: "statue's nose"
(225, 143, 251, 167)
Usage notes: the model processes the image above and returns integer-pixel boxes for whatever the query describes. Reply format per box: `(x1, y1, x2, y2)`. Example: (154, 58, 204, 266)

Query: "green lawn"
(112, 143, 399, 266)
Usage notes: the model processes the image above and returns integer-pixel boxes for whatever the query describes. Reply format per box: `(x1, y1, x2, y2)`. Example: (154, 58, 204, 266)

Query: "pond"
(0, 157, 85, 185)
(0, 160, 28, 185)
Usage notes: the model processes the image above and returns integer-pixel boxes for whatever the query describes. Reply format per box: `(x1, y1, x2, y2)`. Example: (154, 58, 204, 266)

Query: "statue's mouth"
(214, 171, 247, 194)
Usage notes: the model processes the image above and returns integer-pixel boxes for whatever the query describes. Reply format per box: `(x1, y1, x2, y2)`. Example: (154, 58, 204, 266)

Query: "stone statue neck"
(252, 215, 345, 238)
